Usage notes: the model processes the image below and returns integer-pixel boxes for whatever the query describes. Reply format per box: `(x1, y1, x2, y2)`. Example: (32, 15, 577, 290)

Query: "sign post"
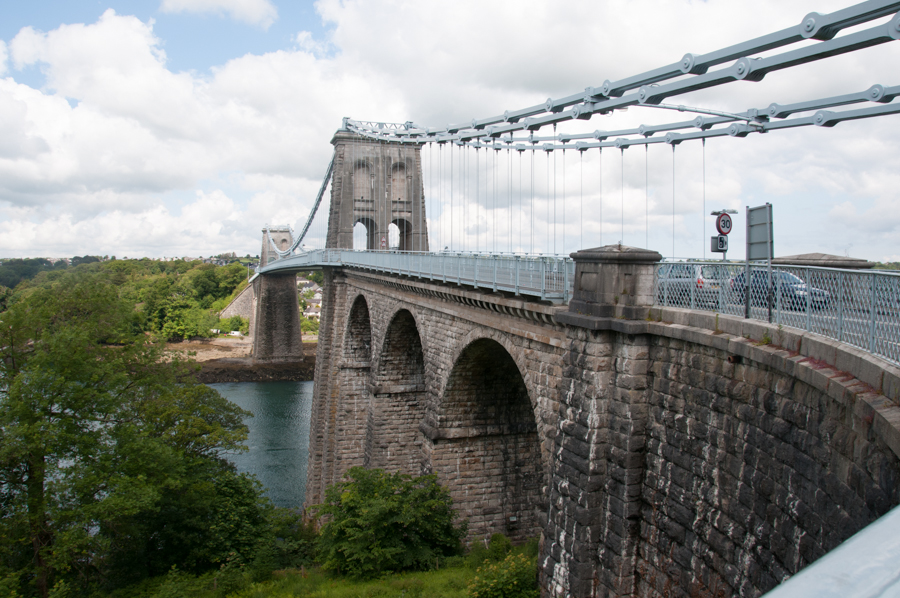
(746, 203, 774, 320)
(710, 209, 737, 261)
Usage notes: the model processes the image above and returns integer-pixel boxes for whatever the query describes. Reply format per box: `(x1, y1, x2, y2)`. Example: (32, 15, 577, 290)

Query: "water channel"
(209, 381, 314, 509)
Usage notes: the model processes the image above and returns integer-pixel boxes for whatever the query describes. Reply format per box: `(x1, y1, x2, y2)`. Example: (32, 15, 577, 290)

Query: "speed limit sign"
(716, 213, 733, 235)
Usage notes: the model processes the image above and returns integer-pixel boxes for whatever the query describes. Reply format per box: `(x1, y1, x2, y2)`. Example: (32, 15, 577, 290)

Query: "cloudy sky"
(0, 0, 898, 261)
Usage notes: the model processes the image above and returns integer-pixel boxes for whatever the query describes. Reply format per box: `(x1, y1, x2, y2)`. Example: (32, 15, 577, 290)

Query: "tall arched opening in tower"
(353, 218, 376, 250)
(391, 219, 413, 251)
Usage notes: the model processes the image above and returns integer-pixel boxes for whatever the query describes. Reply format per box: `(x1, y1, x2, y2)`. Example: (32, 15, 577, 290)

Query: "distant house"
(303, 305, 321, 321)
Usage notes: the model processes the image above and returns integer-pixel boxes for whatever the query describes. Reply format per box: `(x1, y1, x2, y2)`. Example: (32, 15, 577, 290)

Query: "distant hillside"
(0, 256, 100, 289)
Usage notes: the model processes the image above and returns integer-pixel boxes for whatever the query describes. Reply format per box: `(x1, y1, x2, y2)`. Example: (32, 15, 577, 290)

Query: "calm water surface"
(209, 381, 314, 509)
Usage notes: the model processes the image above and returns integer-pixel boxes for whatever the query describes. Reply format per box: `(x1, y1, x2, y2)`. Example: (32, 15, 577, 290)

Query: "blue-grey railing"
(653, 261, 900, 366)
(260, 249, 576, 303)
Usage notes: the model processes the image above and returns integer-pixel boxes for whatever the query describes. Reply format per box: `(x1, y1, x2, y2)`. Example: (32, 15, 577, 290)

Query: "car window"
(661, 265, 689, 278)
(774, 272, 804, 284)
(701, 266, 725, 279)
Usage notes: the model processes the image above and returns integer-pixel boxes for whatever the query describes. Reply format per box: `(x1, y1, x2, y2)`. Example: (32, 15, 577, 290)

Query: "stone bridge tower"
(252, 224, 303, 363)
(260, 224, 293, 267)
(327, 130, 428, 252)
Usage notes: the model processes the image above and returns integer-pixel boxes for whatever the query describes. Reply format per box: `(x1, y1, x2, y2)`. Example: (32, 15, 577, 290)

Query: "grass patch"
(99, 534, 539, 598)
(231, 566, 474, 598)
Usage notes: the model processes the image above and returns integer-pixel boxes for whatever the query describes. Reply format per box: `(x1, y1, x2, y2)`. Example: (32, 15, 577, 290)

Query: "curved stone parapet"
(545, 246, 900, 597)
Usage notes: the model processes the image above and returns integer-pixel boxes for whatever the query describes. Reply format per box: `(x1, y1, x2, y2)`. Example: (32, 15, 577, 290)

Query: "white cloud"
(0, 40, 7, 76)
(0, 1, 898, 260)
(159, 0, 277, 29)
(294, 31, 329, 56)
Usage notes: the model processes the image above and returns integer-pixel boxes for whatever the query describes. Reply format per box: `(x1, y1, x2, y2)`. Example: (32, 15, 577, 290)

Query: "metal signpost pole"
(746, 203, 774, 322)
(745, 206, 751, 319)
(766, 203, 773, 324)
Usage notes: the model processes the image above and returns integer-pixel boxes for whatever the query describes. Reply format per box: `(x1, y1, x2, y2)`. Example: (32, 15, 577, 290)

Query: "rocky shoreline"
(196, 355, 316, 383)
(165, 337, 317, 383)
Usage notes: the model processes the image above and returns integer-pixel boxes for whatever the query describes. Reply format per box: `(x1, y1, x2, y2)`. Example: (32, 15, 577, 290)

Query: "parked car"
(656, 263, 730, 309)
(873, 273, 900, 316)
(730, 270, 830, 310)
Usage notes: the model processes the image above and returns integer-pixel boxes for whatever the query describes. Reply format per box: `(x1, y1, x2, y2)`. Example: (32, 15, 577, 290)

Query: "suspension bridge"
(250, 2, 900, 596)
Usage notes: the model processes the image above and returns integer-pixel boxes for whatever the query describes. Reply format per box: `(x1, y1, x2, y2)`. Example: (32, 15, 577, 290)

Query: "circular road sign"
(716, 213, 733, 235)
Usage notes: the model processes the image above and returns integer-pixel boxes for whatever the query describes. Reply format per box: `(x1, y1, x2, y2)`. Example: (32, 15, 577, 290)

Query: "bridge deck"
(258, 249, 575, 303)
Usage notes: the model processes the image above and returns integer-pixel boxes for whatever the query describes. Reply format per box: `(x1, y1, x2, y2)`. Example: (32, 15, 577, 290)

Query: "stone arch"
(343, 294, 372, 361)
(445, 327, 553, 472)
(441, 327, 532, 410)
(328, 294, 374, 476)
(364, 308, 427, 474)
(426, 337, 546, 544)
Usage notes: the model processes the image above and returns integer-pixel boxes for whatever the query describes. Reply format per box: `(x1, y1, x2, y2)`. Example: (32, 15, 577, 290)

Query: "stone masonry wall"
(220, 283, 255, 323)
(366, 310, 427, 474)
(251, 272, 303, 363)
(301, 257, 900, 598)
(331, 296, 372, 473)
(635, 334, 899, 597)
(305, 269, 343, 503)
(305, 271, 566, 548)
(544, 311, 900, 598)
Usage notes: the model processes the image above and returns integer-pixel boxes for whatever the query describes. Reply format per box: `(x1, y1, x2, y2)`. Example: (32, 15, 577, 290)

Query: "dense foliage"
(467, 553, 539, 598)
(5, 258, 251, 341)
(0, 257, 100, 289)
(314, 468, 466, 580)
(0, 270, 281, 597)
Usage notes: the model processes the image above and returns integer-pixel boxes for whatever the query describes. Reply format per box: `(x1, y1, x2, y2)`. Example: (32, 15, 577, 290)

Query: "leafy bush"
(255, 508, 318, 574)
(222, 315, 248, 333)
(314, 467, 466, 579)
(467, 553, 538, 598)
(466, 534, 513, 569)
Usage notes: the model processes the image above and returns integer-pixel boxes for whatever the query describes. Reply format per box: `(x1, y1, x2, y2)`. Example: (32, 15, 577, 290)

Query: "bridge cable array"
(275, 1, 900, 259)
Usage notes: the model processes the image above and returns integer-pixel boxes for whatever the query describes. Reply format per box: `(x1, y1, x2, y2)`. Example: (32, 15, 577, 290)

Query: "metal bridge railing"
(653, 261, 900, 366)
(261, 249, 576, 303)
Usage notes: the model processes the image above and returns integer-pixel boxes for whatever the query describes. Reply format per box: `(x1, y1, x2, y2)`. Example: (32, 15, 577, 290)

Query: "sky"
(0, 0, 898, 261)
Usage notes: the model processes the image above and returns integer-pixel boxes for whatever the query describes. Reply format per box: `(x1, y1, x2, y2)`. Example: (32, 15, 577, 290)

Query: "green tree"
(314, 468, 465, 580)
(300, 317, 319, 334)
(223, 315, 246, 333)
(159, 295, 218, 341)
(0, 272, 268, 597)
(0, 285, 10, 312)
(216, 263, 247, 297)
